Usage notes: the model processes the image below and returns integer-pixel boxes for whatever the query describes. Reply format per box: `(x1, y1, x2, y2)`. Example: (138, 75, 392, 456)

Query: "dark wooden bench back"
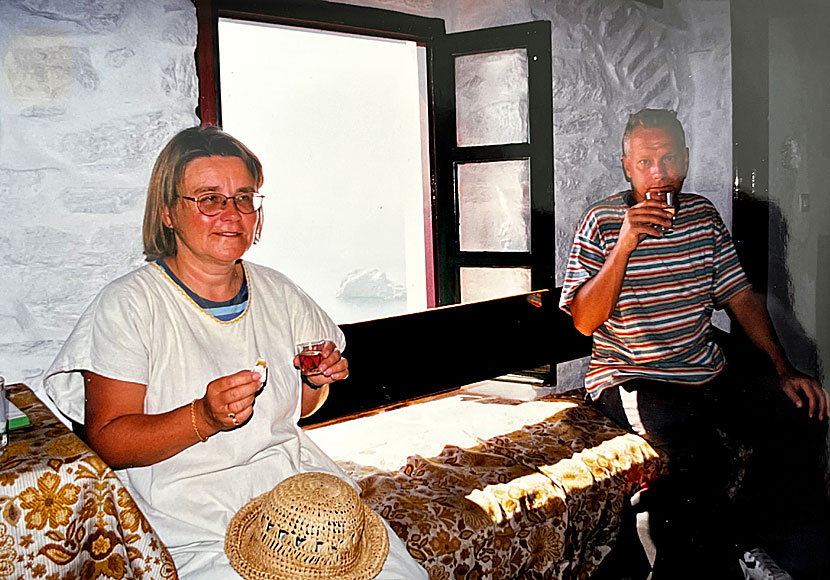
(300, 288, 591, 426)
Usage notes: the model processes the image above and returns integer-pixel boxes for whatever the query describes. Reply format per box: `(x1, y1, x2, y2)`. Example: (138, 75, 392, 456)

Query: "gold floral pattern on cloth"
(0, 384, 177, 580)
(343, 393, 668, 580)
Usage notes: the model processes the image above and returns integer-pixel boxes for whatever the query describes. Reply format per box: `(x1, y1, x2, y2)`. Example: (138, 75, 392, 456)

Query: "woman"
(44, 127, 427, 580)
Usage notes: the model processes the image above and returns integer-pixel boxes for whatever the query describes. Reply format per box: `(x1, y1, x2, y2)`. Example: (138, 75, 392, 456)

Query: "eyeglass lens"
(198, 194, 261, 215)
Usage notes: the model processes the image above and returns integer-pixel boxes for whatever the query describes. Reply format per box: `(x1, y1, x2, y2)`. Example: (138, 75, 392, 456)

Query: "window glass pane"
(455, 48, 529, 147)
(458, 160, 530, 252)
(219, 18, 430, 324)
(460, 267, 531, 303)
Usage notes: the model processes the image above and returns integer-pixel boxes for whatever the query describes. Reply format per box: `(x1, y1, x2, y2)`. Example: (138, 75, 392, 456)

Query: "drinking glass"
(296, 340, 327, 376)
(646, 190, 675, 232)
(1, 376, 7, 453)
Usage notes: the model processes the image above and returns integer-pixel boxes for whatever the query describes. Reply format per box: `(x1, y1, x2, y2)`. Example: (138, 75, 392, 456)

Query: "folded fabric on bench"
(307, 386, 668, 579)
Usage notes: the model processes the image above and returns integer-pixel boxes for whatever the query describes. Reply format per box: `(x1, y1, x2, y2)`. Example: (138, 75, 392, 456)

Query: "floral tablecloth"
(311, 387, 668, 580)
(0, 383, 177, 580)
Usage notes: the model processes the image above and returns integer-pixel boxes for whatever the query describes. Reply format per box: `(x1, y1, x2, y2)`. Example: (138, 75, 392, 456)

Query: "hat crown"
(225, 471, 389, 580)
(249, 473, 366, 570)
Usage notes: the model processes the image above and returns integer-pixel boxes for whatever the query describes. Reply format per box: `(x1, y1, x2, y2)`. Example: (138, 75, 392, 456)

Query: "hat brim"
(225, 488, 389, 580)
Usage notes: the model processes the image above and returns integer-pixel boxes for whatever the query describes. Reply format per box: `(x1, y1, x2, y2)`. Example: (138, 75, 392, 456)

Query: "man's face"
(622, 126, 689, 203)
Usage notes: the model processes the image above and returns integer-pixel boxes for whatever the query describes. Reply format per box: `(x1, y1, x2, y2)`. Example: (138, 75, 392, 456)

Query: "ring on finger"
(227, 412, 238, 426)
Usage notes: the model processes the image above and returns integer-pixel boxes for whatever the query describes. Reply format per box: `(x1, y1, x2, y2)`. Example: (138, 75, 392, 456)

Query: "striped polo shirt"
(559, 190, 751, 400)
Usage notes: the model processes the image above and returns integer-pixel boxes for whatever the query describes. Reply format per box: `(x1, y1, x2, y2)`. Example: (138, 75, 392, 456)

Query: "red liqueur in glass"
(296, 340, 326, 375)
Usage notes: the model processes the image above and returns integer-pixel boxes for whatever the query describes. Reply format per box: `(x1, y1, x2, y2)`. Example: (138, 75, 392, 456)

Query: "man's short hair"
(622, 108, 686, 156)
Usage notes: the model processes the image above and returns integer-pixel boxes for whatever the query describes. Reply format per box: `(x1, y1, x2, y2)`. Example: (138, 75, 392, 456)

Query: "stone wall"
(0, 0, 731, 403)
(0, 0, 199, 407)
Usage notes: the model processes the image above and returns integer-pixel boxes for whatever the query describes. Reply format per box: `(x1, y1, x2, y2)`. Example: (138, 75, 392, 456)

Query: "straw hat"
(225, 472, 389, 580)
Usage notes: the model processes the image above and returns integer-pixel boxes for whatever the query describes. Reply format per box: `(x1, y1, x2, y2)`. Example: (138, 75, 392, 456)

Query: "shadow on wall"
(764, 198, 830, 501)
(734, 187, 821, 382)
(766, 200, 823, 382)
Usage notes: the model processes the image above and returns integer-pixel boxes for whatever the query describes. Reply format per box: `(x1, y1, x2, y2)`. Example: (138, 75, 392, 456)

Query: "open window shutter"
(432, 21, 554, 306)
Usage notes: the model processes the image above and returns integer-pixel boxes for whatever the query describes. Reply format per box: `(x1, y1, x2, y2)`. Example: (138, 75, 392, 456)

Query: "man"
(560, 108, 828, 578)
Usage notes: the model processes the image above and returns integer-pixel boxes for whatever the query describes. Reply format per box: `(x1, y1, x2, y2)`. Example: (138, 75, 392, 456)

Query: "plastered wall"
(0, 0, 199, 404)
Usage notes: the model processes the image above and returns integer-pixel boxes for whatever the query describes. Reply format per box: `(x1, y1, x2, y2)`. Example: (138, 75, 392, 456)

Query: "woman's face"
(162, 155, 260, 269)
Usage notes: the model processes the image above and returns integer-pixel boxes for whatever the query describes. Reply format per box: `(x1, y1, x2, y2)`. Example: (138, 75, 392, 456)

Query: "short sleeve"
(43, 278, 151, 424)
(289, 286, 346, 352)
(710, 211, 751, 308)
(559, 209, 606, 315)
(247, 264, 346, 354)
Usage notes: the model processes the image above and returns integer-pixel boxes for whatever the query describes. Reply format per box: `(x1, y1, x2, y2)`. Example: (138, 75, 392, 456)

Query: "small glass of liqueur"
(296, 340, 327, 376)
(646, 189, 675, 232)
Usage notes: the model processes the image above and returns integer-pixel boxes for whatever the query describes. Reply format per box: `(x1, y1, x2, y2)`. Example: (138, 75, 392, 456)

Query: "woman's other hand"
(294, 340, 348, 418)
(199, 369, 264, 431)
(316, 340, 349, 382)
(292, 340, 349, 387)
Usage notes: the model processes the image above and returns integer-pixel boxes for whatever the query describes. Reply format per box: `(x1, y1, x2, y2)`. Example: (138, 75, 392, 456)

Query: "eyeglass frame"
(177, 192, 265, 216)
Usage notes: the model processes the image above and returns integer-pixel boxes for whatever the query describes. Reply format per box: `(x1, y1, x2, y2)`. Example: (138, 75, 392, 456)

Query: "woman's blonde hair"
(142, 126, 264, 260)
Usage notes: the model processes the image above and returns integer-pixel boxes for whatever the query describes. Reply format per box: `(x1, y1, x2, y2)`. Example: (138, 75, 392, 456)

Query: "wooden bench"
(307, 380, 667, 579)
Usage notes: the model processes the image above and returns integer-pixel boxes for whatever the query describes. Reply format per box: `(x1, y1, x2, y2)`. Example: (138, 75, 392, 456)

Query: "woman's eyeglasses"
(178, 193, 264, 216)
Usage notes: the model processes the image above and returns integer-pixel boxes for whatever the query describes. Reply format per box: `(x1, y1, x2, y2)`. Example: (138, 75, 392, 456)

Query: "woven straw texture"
(225, 472, 388, 580)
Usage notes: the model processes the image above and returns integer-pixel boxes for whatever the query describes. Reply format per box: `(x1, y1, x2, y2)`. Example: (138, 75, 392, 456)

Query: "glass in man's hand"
(646, 190, 675, 233)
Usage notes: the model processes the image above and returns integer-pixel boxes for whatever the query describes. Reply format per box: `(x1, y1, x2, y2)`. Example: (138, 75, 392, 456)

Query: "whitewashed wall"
(0, 0, 199, 405)
(0, 0, 731, 402)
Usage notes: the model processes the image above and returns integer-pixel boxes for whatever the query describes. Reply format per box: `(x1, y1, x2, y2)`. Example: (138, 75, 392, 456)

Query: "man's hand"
(727, 288, 829, 421)
(779, 368, 829, 421)
(618, 199, 674, 255)
(570, 198, 673, 336)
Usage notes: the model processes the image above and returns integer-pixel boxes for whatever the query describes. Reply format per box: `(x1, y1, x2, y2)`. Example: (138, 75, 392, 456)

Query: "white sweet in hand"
(252, 358, 268, 385)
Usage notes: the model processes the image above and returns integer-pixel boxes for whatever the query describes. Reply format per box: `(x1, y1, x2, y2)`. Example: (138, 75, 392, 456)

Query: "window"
(218, 20, 430, 323)
(435, 23, 554, 305)
(195, 0, 554, 311)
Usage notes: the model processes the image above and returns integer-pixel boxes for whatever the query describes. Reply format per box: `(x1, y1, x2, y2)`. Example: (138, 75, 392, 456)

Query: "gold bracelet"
(190, 399, 208, 443)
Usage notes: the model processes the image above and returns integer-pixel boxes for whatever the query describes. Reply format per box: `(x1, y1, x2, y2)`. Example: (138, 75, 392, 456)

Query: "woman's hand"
(198, 369, 264, 432)
(293, 340, 349, 388)
(84, 370, 266, 469)
(294, 341, 348, 418)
